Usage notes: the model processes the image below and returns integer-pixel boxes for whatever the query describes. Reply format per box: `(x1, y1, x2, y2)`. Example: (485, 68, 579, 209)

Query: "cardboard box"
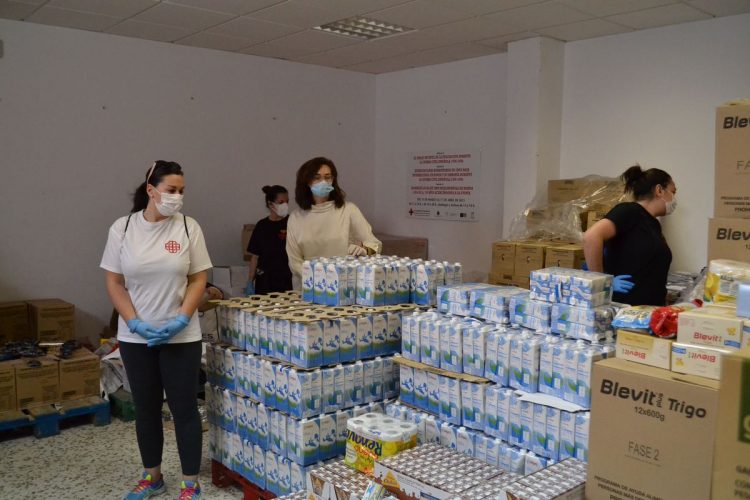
(514, 242, 547, 278)
(27, 299, 75, 342)
(0, 301, 30, 344)
(488, 272, 513, 286)
(512, 274, 530, 289)
(615, 329, 673, 370)
(374, 233, 429, 260)
(587, 358, 719, 500)
(544, 244, 584, 269)
(715, 101, 750, 218)
(14, 356, 60, 409)
(671, 342, 730, 380)
(491, 241, 516, 276)
(241, 223, 256, 262)
(56, 348, 100, 401)
(711, 347, 750, 499)
(581, 209, 608, 231)
(707, 217, 750, 263)
(0, 361, 17, 412)
(548, 179, 621, 205)
(677, 306, 744, 350)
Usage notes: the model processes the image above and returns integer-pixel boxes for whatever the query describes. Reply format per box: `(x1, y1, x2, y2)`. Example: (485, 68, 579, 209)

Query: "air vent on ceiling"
(314, 16, 414, 40)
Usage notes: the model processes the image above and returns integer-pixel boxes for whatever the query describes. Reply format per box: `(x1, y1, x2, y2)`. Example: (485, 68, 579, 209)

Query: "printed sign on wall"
(406, 150, 480, 221)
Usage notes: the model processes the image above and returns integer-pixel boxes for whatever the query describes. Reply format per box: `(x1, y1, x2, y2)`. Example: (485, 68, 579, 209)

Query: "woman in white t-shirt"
(100, 161, 212, 500)
(286, 156, 382, 285)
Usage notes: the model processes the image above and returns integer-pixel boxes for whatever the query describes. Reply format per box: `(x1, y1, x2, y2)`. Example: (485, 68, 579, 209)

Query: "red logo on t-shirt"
(165, 240, 181, 253)
(278, 229, 287, 241)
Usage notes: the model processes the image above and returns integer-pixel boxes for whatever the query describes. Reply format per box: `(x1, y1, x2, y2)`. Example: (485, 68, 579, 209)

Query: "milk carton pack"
(509, 448, 528, 475)
(496, 388, 512, 442)
(563, 343, 583, 403)
(424, 415, 441, 444)
(322, 367, 338, 414)
(402, 312, 418, 361)
(386, 311, 402, 355)
(484, 330, 500, 382)
(253, 445, 266, 489)
(471, 327, 490, 377)
(302, 260, 315, 302)
(509, 334, 525, 390)
(427, 371, 440, 414)
(414, 263, 432, 306)
(574, 412, 590, 462)
(369, 357, 384, 402)
(440, 422, 458, 449)
(559, 411, 576, 460)
(437, 376, 458, 425)
(236, 397, 250, 441)
(519, 400, 534, 450)
(262, 361, 276, 407)
(524, 453, 547, 476)
(287, 417, 319, 466)
(275, 316, 291, 362)
(247, 400, 258, 444)
(277, 457, 291, 496)
(223, 348, 237, 391)
(231, 432, 244, 473)
(460, 381, 479, 429)
(326, 262, 348, 306)
(322, 318, 340, 366)
(258, 313, 272, 357)
(545, 407, 561, 460)
(269, 409, 280, 454)
(289, 462, 305, 493)
(412, 367, 428, 410)
(346, 262, 358, 305)
(265, 450, 279, 495)
(288, 368, 320, 419)
(335, 409, 352, 455)
(251, 356, 263, 401)
(508, 394, 522, 447)
(357, 263, 386, 307)
(385, 262, 398, 305)
(539, 337, 558, 397)
(256, 403, 270, 450)
(371, 312, 388, 357)
(291, 318, 323, 369)
(242, 439, 253, 480)
(457, 427, 475, 456)
(223, 390, 237, 433)
(471, 383, 486, 430)
(313, 260, 327, 304)
(397, 263, 411, 303)
(275, 366, 289, 413)
(575, 348, 603, 408)
(484, 384, 499, 436)
(334, 364, 345, 412)
(277, 412, 289, 457)
(532, 403, 547, 456)
(486, 437, 500, 466)
(342, 363, 355, 408)
(336, 317, 356, 363)
(356, 313, 373, 360)
(382, 357, 397, 399)
(318, 414, 337, 461)
(399, 364, 414, 405)
(461, 325, 475, 374)
(445, 321, 466, 373)
(521, 336, 542, 393)
(496, 331, 514, 387)
(550, 341, 569, 400)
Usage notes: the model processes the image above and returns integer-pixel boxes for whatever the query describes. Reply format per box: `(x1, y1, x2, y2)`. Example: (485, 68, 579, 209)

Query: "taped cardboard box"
(707, 217, 750, 263)
(241, 223, 256, 262)
(544, 244, 584, 270)
(615, 329, 673, 370)
(714, 101, 750, 219)
(514, 242, 547, 278)
(27, 299, 75, 342)
(548, 179, 621, 205)
(0, 360, 17, 412)
(711, 347, 750, 499)
(0, 301, 30, 344)
(491, 241, 516, 276)
(14, 356, 60, 409)
(374, 233, 429, 260)
(56, 348, 100, 401)
(488, 272, 513, 286)
(587, 358, 719, 500)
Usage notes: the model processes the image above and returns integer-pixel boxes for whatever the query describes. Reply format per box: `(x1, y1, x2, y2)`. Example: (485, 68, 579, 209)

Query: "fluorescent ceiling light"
(314, 16, 415, 40)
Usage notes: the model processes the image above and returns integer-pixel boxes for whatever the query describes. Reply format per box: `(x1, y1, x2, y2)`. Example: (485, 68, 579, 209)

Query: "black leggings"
(120, 341, 202, 476)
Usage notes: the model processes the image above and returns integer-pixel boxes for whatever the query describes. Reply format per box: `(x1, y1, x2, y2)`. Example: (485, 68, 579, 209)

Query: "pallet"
(0, 396, 111, 439)
(211, 459, 276, 500)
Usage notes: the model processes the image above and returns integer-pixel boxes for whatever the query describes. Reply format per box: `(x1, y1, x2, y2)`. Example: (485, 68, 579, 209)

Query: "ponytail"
(621, 164, 672, 201)
(130, 160, 184, 213)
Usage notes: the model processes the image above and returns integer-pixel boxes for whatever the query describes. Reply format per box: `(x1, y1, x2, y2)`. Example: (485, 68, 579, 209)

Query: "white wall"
(559, 13, 750, 272)
(0, 19, 375, 341)
(373, 54, 507, 281)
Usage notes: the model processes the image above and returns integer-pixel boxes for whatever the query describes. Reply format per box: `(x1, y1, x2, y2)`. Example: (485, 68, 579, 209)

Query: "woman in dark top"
(245, 185, 293, 294)
(583, 165, 676, 306)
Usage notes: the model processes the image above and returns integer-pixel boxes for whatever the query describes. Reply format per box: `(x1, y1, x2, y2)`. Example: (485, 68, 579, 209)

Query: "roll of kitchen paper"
(345, 412, 418, 474)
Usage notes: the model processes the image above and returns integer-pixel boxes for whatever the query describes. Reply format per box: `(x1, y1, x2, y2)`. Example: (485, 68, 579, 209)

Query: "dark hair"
(262, 185, 288, 208)
(131, 160, 183, 212)
(295, 156, 346, 210)
(621, 165, 672, 201)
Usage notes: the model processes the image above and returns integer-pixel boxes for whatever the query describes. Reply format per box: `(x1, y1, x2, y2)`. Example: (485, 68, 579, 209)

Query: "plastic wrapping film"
(704, 259, 750, 304)
(507, 175, 627, 243)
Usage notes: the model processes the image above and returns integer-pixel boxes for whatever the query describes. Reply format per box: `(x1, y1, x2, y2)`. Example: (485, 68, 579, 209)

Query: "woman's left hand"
(348, 243, 367, 256)
(147, 313, 190, 347)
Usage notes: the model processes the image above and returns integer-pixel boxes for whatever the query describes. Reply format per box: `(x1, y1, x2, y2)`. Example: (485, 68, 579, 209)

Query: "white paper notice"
(407, 150, 480, 221)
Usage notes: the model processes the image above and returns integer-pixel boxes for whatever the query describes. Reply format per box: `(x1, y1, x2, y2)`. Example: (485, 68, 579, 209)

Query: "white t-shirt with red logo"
(100, 211, 212, 344)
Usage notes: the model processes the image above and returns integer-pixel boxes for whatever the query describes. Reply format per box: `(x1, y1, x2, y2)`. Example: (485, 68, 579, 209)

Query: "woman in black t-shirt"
(245, 185, 293, 294)
(583, 166, 677, 306)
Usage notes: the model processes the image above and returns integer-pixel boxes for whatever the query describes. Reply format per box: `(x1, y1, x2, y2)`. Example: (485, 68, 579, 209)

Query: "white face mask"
(273, 202, 289, 218)
(665, 195, 677, 215)
(153, 190, 183, 217)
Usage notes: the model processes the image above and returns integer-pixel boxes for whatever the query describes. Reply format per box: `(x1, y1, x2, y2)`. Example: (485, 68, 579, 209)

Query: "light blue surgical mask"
(310, 181, 334, 197)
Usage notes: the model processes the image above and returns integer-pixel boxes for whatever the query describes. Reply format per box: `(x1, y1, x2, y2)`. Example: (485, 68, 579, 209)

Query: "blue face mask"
(310, 181, 334, 197)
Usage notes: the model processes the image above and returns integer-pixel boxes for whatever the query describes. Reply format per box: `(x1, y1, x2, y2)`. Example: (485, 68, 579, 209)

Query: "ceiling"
(1, 0, 748, 73)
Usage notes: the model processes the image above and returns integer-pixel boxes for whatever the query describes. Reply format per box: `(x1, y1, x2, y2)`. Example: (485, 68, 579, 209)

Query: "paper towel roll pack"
(344, 412, 417, 474)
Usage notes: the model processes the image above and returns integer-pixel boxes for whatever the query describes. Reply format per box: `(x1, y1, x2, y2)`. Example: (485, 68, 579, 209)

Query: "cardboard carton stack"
(708, 100, 750, 263)
(547, 178, 620, 232)
(0, 347, 99, 412)
(0, 299, 75, 344)
(489, 241, 584, 288)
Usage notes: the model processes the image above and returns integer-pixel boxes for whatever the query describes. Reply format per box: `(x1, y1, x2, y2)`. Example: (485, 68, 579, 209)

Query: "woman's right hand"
(127, 318, 165, 341)
(348, 243, 367, 256)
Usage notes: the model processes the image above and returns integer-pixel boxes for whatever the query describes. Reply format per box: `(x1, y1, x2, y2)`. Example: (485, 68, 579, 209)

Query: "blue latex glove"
(127, 318, 164, 342)
(147, 313, 190, 347)
(244, 280, 255, 296)
(613, 275, 635, 294)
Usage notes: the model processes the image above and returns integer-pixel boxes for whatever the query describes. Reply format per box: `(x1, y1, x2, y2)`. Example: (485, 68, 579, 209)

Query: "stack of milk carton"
(301, 256, 463, 307)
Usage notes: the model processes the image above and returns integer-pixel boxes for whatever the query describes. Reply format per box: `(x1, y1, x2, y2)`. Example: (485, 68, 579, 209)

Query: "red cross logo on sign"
(165, 240, 181, 253)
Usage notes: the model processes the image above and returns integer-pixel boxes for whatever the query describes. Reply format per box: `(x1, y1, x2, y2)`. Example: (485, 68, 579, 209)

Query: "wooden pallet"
(211, 459, 276, 500)
(0, 396, 111, 439)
